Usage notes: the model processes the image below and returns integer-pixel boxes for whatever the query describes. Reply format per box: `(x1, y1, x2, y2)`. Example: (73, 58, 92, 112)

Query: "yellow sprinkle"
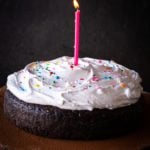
(35, 84, 40, 88)
(55, 61, 61, 65)
(30, 64, 36, 69)
(120, 83, 126, 88)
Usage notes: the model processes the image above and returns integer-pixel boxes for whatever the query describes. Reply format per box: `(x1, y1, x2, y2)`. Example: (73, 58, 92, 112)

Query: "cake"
(4, 56, 143, 139)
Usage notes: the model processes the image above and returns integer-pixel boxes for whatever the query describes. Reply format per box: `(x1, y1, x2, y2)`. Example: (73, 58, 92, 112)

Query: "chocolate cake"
(4, 56, 143, 139)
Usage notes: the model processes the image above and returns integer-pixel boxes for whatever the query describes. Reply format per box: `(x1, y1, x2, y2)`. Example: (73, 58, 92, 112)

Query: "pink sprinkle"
(92, 76, 99, 81)
(99, 60, 102, 63)
(80, 78, 84, 80)
(83, 87, 88, 90)
(96, 86, 101, 90)
(70, 65, 74, 69)
(50, 72, 54, 75)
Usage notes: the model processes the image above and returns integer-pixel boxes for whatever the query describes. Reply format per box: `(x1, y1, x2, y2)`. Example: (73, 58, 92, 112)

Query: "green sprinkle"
(46, 67, 49, 70)
(109, 76, 113, 79)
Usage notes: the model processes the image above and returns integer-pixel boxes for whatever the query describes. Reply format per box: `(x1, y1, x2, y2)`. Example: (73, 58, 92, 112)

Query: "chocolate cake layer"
(4, 90, 143, 139)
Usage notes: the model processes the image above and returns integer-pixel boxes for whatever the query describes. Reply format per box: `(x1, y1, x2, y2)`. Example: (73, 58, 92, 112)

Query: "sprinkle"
(108, 76, 113, 79)
(99, 60, 102, 63)
(104, 76, 109, 80)
(50, 72, 54, 75)
(56, 76, 60, 80)
(120, 83, 126, 88)
(53, 81, 56, 84)
(55, 61, 61, 65)
(105, 67, 112, 71)
(92, 76, 99, 81)
(35, 84, 40, 88)
(20, 86, 25, 91)
(88, 85, 92, 88)
(83, 87, 88, 90)
(70, 65, 74, 69)
(80, 78, 84, 80)
(46, 67, 49, 71)
(103, 76, 113, 80)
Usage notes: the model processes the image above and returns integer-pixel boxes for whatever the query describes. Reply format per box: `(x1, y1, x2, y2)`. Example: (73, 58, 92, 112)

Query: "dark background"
(0, 0, 149, 91)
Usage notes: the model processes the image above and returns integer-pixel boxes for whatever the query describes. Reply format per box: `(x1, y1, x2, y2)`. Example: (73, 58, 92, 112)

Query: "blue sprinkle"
(56, 76, 60, 80)
(104, 76, 108, 79)
(20, 87, 26, 91)
(104, 76, 113, 80)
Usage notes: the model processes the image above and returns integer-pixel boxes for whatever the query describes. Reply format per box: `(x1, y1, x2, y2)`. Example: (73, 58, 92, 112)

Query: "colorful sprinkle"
(88, 85, 92, 88)
(104, 76, 109, 80)
(56, 76, 60, 80)
(83, 87, 88, 90)
(108, 76, 113, 79)
(46, 67, 49, 71)
(50, 72, 54, 75)
(120, 83, 126, 88)
(92, 76, 99, 81)
(80, 78, 84, 80)
(35, 84, 40, 88)
(55, 61, 61, 65)
(105, 67, 112, 71)
(53, 81, 56, 84)
(20, 87, 25, 91)
(99, 60, 102, 63)
(70, 65, 74, 69)
(103, 76, 113, 80)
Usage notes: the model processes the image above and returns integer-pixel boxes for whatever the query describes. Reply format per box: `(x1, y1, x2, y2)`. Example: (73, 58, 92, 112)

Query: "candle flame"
(73, 0, 79, 9)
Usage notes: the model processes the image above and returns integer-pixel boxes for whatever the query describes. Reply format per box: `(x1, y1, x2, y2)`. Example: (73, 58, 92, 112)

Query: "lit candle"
(73, 0, 80, 66)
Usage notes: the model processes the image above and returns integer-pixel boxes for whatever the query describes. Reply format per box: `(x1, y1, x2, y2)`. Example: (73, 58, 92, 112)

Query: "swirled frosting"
(7, 56, 143, 110)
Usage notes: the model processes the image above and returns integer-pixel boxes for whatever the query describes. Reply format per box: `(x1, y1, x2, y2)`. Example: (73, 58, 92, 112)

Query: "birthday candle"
(73, 0, 80, 66)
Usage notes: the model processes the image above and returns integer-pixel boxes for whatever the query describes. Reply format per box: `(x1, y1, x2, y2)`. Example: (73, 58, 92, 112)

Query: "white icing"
(7, 56, 143, 110)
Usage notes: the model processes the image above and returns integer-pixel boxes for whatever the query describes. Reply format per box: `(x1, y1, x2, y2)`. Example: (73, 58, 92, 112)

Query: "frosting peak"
(7, 56, 143, 110)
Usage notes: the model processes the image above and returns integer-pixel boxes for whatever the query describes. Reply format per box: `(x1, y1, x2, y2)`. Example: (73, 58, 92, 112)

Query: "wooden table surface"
(0, 87, 150, 150)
